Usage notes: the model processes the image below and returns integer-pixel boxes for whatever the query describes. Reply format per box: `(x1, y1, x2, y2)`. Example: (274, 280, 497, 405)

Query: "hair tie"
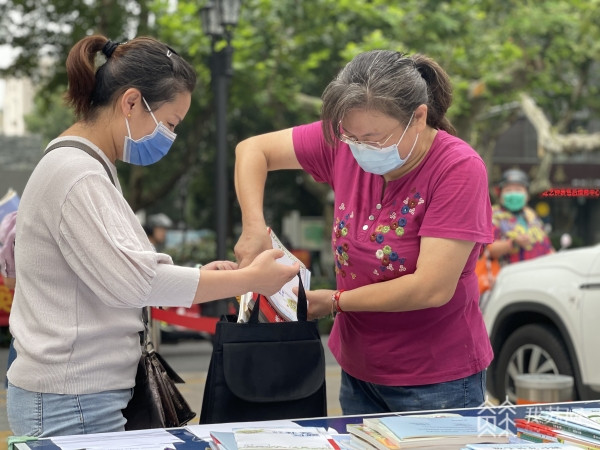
(102, 40, 119, 58)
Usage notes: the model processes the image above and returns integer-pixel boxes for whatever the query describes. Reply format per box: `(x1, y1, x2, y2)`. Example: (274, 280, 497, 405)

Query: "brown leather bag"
(122, 308, 196, 430)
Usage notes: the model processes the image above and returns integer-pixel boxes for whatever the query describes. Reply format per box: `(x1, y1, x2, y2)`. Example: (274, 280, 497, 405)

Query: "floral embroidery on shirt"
(371, 191, 423, 275)
(333, 213, 352, 278)
(402, 192, 424, 215)
(333, 190, 424, 280)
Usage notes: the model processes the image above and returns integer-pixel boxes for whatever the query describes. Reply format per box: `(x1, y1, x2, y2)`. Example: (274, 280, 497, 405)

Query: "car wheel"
(493, 323, 573, 403)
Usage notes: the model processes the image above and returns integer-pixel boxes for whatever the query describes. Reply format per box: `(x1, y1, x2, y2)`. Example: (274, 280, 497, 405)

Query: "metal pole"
(213, 45, 233, 262)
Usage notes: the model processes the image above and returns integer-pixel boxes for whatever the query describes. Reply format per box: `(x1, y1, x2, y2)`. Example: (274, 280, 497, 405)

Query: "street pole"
(212, 45, 233, 261)
(199, 0, 241, 315)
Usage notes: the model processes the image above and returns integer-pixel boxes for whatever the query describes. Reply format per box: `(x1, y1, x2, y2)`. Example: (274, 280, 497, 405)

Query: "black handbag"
(122, 308, 196, 430)
(199, 274, 327, 424)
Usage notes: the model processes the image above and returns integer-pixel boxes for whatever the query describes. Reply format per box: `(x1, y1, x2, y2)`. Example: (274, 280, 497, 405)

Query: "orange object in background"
(0, 274, 14, 327)
(475, 249, 500, 294)
(290, 249, 311, 269)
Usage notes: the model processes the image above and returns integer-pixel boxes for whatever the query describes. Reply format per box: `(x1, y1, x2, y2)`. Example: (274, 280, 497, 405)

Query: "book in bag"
(239, 227, 311, 322)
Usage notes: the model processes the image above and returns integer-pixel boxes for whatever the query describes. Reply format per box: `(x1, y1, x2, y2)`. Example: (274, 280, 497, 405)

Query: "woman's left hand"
(293, 287, 336, 320)
(201, 260, 239, 271)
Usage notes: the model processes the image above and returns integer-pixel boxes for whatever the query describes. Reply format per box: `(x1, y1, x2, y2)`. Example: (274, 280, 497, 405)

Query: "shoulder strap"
(44, 139, 116, 187)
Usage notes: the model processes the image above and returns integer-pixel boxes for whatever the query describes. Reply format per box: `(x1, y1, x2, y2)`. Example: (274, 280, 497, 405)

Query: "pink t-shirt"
(293, 121, 493, 386)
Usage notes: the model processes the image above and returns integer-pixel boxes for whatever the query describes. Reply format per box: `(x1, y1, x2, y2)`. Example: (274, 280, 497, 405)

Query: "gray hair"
(321, 50, 455, 144)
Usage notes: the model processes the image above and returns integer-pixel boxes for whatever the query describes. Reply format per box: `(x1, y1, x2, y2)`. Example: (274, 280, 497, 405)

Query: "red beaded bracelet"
(331, 290, 345, 314)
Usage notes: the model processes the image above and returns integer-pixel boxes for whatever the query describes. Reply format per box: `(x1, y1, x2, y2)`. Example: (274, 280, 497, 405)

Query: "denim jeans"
(339, 369, 487, 415)
(4, 338, 16, 388)
(7, 382, 133, 437)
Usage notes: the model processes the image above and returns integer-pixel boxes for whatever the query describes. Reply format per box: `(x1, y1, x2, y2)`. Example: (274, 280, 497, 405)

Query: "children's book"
(245, 292, 287, 323)
(532, 410, 600, 440)
(210, 430, 239, 450)
(238, 227, 311, 322)
(211, 427, 336, 450)
(346, 423, 401, 449)
(361, 416, 510, 448)
(571, 408, 600, 426)
(462, 444, 582, 449)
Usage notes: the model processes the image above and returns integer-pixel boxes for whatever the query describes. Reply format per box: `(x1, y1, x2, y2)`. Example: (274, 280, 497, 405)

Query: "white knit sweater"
(8, 136, 199, 394)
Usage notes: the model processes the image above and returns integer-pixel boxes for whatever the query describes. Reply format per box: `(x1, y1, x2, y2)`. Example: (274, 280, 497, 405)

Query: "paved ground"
(0, 335, 342, 450)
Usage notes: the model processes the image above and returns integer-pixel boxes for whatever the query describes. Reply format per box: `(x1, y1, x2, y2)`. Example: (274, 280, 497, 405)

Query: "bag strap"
(45, 141, 152, 350)
(250, 272, 307, 323)
(44, 139, 116, 187)
(141, 306, 152, 349)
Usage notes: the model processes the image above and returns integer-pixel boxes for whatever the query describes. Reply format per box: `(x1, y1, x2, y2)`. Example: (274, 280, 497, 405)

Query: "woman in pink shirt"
(234, 50, 493, 414)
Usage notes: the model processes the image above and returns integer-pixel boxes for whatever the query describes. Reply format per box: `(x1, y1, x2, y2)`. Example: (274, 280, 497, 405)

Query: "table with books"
(12, 400, 600, 450)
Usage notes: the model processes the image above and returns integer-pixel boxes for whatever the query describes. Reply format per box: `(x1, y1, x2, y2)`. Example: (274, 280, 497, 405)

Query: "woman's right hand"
(245, 249, 300, 296)
(234, 224, 272, 268)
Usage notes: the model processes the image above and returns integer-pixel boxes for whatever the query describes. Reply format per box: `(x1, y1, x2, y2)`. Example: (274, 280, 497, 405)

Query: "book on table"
(210, 426, 337, 450)
(462, 444, 583, 449)
(571, 408, 600, 426)
(522, 411, 600, 448)
(348, 416, 510, 449)
(346, 423, 402, 449)
(526, 410, 600, 441)
(238, 227, 311, 323)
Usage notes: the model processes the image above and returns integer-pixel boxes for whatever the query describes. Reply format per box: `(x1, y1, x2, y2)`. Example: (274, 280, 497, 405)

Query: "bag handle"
(44, 139, 116, 187)
(250, 272, 307, 323)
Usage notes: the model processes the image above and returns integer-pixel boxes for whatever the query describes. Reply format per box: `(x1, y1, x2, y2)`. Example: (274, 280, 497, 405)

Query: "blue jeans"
(340, 369, 487, 415)
(5, 338, 16, 388)
(7, 382, 133, 437)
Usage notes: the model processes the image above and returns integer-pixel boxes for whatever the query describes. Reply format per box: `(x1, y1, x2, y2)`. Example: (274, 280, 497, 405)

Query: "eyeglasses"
(338, 122, 403, 150)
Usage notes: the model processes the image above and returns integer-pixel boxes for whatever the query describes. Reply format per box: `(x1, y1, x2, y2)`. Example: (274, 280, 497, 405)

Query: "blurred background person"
(487, 168, 554, 265)
(143, 213, 173, 252)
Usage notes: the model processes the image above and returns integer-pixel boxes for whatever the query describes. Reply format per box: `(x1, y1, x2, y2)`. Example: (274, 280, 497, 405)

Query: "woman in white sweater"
(7, 34, 299, 437)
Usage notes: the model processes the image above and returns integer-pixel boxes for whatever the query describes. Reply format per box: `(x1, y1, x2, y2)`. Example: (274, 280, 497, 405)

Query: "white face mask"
(347, 113, 418, 175)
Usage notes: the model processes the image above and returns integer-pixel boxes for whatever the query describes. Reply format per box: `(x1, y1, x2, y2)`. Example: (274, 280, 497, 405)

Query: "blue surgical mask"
(122, 98, 176, 166)
(347, 114, 419, 175)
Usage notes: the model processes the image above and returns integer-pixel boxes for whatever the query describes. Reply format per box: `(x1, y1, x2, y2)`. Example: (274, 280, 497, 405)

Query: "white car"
(481, 244, 600, 403)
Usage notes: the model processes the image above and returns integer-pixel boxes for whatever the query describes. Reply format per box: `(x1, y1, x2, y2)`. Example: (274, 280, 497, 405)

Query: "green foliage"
(2, 0, 599, 249)
(24, 91, 74, 145)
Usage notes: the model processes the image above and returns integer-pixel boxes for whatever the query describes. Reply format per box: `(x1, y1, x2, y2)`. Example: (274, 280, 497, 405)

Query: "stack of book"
(516, 408, 600, 448)
(345, 415, 510, 449)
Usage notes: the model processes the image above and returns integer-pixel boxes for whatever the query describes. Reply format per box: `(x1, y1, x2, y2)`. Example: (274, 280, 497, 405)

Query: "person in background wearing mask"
(487, 168, 554, 265)
(7, 34, 298, 437)
(234, 50, 493, 415)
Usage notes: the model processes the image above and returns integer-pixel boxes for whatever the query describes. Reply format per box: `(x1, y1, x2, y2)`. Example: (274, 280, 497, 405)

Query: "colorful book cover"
(346, 423, 401, 449)
(463, 444, 581, 449)
(572, 408, 600, 426)
(231, 426, 335, 449)
(247, 293, 286, 323)
(535, 411, 600, 441)
(378, 416, 509, 439)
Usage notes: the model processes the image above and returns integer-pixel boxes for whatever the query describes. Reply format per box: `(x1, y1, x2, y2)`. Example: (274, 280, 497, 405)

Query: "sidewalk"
(0, 335, 342, 450)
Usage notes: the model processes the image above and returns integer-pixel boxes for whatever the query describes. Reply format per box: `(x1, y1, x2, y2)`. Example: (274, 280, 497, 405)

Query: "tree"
(2, 0, 599, 250)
